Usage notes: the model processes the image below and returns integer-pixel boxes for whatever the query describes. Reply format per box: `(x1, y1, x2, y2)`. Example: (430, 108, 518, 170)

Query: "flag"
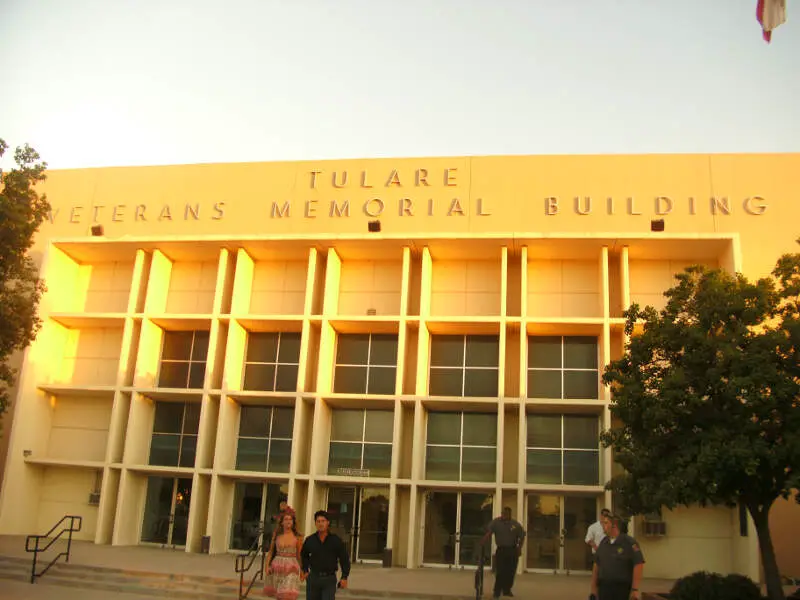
(757, 0, 787, 42)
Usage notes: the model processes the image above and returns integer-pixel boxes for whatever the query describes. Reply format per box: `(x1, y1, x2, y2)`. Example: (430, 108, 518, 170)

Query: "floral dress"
(264, 535, 302, 600)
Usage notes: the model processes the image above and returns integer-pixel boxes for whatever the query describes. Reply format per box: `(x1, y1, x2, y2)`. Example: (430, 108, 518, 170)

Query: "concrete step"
(0, 555, 479, 600)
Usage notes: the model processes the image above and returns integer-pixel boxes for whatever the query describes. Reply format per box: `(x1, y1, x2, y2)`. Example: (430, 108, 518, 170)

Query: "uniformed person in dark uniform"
(480, 507, 526, 598)
(590, 514, 644, 600)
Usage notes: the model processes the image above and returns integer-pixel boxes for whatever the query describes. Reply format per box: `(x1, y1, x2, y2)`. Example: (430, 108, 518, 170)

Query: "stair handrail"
(24, 514, 83, 584)
(235, 527, 267, 600)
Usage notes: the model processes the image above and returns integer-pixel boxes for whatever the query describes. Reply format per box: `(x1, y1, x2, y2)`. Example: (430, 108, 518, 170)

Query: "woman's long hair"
(267, 510, 299, 562)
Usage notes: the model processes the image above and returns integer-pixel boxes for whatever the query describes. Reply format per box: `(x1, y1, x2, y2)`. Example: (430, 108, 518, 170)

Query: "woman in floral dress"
(264, 509, 302, 600)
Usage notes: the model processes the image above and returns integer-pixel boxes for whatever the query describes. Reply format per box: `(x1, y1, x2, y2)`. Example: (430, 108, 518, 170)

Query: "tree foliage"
(0, 139, 50, 418)
(601, 239, 800, 600)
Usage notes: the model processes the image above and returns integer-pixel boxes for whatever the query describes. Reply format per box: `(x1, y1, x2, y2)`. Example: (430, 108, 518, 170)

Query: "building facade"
(0, 154, 798, 581)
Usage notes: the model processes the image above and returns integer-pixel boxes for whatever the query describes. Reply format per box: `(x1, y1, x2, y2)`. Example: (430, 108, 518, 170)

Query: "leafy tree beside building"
(601, 241, 800, 600)
(0, 139, 50, 419)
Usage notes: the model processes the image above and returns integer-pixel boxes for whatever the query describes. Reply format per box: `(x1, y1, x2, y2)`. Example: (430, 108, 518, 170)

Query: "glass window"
(425, 411, 497, 482)
(149, 402, 200, 467)
(243, 332, 301, 392)
(235, 405, 294, 473)
(429, 335, 500, 398)
(328, 409, 394, 476)
(527, 336, 599, 400)
(333, 334, 398, 395)
(159, 330, 209, 389)
(525, 413, 600, 485)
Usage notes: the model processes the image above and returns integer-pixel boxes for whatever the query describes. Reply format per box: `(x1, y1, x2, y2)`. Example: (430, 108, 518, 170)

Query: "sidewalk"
(0, 535, 677, 599)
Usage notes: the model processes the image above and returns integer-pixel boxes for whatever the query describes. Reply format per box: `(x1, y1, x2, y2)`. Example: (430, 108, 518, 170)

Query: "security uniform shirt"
(300, 532, 351, 579)
(594, 534, 645, 584)
(487, 517, 526, 548)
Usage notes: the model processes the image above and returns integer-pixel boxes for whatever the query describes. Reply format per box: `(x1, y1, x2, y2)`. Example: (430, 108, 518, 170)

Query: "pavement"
(0, 535, 682, 600)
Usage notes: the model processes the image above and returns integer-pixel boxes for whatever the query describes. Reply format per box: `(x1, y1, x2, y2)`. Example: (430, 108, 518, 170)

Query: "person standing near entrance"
(585, 508, 611, 554)
(590, 514, 645, 600)
(264, 510, 303, 600)
(300, 510, 351, 600)
(480, 506, 526, 599)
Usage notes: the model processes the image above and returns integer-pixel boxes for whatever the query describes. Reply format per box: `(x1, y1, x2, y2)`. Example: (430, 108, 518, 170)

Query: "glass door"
(326, 487, 357, 559)
(141, 476, 193, 547)
(422, 491, 493, 568)
(229, 482, 288, 551)
(526, 494, 597, 573)
(355, 487, 390, 563)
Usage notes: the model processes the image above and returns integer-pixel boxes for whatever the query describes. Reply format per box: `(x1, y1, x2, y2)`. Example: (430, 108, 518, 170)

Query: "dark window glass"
(179, 435, 197, 468)
(430, 336, 464, 367)
(159, 362, 189, 388)
(429, 368, 463, 397)
(463, 369, 499, 398)
(336, 334, 370, 364)
(331, 410, 364, 442)
(271, 408, 295, 439)
(564, 371, 598, 399)
(528, 371, 562, 399)
(563, 450, 599, 485)
(239, 406, 271, 438)
(527, 415, 561, 448)
(162, 332, 193, 361)
(329, 442, 362, 472)
(564, 337, 597, 369)
(427, 413, 460, 445)
(153, 403, 184, 434)
(188, 363, 206, 389)
(526, 449, 561, 484)
(367, 367, 396, 395)
(268, 439, 292, 472)
(563, 416, 598, 449)
(461, 447, 496, 482)
(191, 331, 210, 361)
(236, 438, 269, 471)
(462, 414, 497, 446)
(370, 335, 398, 366)
(149, 433, 180, 466)
(364, 410, 394, 443)
(528, 336, 562, 369)
(275, 365, 298, 392)
(425, 446, 460, 481)
(277, 333, 302, 363)
(246, 333, 279, 363)
(362, 444, 392, 477)
(243, 364, 276, 391)
(334, 366, 367, 394)
(183, 403, 201, 434)
(465, 336, 499, 368)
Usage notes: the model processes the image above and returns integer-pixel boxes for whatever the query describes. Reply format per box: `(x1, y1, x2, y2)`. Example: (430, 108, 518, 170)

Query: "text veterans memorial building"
(0, 154, 798, 582)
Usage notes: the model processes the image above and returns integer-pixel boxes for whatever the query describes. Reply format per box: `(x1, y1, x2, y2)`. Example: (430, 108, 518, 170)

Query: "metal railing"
(25, 515, 83, 584)
(234, 528, 266, 600)
(474, 544, 486, 600)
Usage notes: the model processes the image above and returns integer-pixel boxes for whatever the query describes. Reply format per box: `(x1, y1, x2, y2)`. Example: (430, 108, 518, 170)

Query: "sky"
(1, 0, 799, 170)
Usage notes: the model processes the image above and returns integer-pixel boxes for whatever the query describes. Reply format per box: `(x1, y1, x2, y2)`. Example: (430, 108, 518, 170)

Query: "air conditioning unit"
(642, 513, 667, 537)
(366, 308, 377, 316)
(88, 492, 101, 506)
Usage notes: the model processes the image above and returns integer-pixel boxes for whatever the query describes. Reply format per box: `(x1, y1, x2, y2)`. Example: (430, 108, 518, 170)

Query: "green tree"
(0, 139, 50, 419)
(601, 241, 800, 600)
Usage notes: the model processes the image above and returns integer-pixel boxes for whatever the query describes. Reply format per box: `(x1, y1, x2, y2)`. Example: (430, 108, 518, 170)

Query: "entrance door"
(141, 476, 193, 547)
(325, 486, 389, 563)
(229, 482, 288, 551)
(526, 494, 597, 573)
(422, 491, 494, 568)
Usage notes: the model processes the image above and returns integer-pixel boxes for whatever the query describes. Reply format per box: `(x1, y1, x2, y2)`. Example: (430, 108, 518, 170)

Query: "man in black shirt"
(300, 510, 351, 600)
(590, 514, 645, 600)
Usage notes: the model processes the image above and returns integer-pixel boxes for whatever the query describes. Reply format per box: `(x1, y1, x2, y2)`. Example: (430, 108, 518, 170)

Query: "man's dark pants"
(307, 573, 338, 600)
(494, 546, 519, 596)
(598, 580, 632, 600)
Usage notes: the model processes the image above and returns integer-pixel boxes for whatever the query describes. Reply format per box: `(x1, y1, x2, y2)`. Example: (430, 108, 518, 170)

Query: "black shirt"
(300, 532, 351, 579)
(594, 534, 645, 584)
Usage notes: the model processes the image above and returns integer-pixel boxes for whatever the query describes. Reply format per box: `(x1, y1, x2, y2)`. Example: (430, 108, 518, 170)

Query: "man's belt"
(311, 570, 337, 577)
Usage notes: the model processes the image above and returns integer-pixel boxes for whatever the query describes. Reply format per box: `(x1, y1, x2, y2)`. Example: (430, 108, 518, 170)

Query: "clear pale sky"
(1, 0, 798, 170)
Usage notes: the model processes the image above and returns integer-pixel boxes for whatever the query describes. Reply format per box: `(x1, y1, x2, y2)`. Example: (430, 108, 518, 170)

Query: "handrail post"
(65, 517, 74, 563)
(30, 537, 38, 584)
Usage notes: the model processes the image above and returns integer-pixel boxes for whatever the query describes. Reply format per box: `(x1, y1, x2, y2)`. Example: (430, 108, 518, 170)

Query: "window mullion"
(461, 336, 467, 397)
